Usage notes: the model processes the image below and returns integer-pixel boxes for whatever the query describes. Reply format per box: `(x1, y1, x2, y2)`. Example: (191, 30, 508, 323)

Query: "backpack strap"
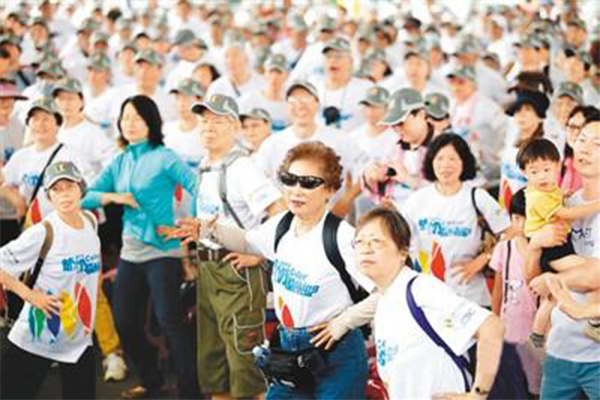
(219, 150, 248, 229)
(406, 275, 471, 392)
(274, 211, 294, 253)
(82, 210, 98, 231)
(322, 213, 366, 303)
(27, 221, 54, 289)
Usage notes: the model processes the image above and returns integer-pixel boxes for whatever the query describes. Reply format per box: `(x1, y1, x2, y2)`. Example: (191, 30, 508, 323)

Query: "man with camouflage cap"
(166, 29, 209, 92)
(362, 88, 433, 206)
(83, 53, 115, 133)
(52, 77, 115, 175)
(271, 14, 309, 70)
(563, 48, 599, 105)
(111, 48, 177, 122)
(311, 36, 373, 131)
(545, 81, 585, 155)
(240, 107, 273, 154)
(164, 78, 206, 170)
(446, 65, 508, 187)
(186, 93, 282, 399)
(239, 53, 290, 132)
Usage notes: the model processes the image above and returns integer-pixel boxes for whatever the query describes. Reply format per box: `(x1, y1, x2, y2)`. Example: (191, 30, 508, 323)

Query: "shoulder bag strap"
(470, 187, 494, 240)
(218, 151, 247, 229)
(503, 240, 512, 305)
(29, 143, 64, 205)
(27, 221, 54, 289)
(406, 275, 471, 392)
(274, 211, 294, 253)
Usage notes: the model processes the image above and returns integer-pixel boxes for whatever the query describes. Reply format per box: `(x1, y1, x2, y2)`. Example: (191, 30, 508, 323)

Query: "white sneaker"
(103, 352, 127, 382)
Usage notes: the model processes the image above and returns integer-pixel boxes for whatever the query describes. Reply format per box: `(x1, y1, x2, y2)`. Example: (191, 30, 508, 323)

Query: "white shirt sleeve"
(233, 158, 282, 217)
(0, 223, 47, 277)
(414, 274, 492, 355)
(2, 150, 22, 186)
(245, 212, 286, 260)
(474, 188, 511, 235)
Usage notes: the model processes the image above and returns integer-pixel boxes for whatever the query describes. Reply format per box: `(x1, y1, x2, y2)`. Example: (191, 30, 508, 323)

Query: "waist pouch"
(255, 332, 327, 389)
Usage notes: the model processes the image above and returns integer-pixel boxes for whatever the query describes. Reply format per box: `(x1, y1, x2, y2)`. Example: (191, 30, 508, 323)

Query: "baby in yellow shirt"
(518, 138, 600, 343)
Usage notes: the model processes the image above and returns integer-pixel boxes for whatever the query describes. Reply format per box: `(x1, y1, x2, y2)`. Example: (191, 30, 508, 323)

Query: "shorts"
(196, 259, 268, 398)
(540, 234, 575, 273)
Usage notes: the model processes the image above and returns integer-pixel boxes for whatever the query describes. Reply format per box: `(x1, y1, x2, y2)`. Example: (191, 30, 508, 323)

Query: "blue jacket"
(82, 141, 198, 250)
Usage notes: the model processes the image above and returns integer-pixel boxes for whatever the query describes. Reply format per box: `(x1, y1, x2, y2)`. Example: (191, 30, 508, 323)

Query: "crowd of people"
(0, 0, 599, 399)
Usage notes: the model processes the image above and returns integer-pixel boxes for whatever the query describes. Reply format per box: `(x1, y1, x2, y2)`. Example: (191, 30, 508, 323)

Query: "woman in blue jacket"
(82, 95, 200, 399)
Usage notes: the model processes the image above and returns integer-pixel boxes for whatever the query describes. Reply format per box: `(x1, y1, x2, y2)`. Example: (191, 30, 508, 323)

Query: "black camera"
(323, 106, 341, 126)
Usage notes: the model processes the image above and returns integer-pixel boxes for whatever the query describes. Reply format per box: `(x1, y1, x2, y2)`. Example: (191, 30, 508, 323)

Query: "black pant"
(113, 257, 200, 399)
(0, 342, 96, 399)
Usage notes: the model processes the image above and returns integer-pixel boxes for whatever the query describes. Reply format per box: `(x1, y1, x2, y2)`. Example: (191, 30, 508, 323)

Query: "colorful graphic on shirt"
(28, 306, 45, 339)
(23, 198, 43, 229)
(277, 295, 295, 328)
(375, 338, 399, 367)
(46, 312, 61, 342)
(416, 241, 446, 281)
(60, 290, 78, 338)
(174, 184, 183, 208)
(74, 283, 92, 334)
(500, 180, 513, 211)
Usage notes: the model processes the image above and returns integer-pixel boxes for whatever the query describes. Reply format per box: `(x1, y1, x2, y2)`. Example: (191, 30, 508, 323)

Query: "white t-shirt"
(2, 143, 95, 224)
(349, 124, 398, 170)
(83, 86, 117, 133)
(110, 84, 177, 123)
(499, 145, 528, 211)
(547, 191, 600, 363)
(58, 119, 117, 175)
(375, 267, 491, 399)
(195, 153, 281, 230)
(206, 72, 267, 100)
(0, 117, 25, 219)
(238, 91, 290, 133)
(163, 121, 205, 170)
(0, 212, 100, 363)
(311, 76, 373, 131)
(246, 212, 375, 328)
(255, 122, 363, 182)
(401, 184, 511, 306)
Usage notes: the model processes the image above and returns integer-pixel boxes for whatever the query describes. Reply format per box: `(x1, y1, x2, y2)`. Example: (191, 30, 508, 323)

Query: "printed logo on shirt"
(376, 338, 399, 367)
(444, 303, 477, 331)
(572, 227, 596, 252)
(23, 172, 42, 188)
(501, 163, 528, 184)
(196, 200, 223, 216)
(272, 259, 319, 297)
(61, 254, 101, 274)
(3, 146, 15, 162)
(416, 240, 446, 281)
(417, 218, 472, 238)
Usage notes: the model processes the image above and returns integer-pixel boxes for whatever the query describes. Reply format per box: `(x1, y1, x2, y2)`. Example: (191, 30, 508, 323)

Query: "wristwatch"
(473, 386, 490, 398)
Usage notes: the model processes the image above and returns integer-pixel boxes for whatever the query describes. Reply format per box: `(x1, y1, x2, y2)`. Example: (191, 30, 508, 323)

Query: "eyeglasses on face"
(279, 171, 326, 190)
(351, 237, 388, 250)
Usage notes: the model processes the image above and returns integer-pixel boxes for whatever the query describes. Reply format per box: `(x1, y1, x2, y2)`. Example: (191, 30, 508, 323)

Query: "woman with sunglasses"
(170, 142, 374, 399)
(353, 206, 504, 400)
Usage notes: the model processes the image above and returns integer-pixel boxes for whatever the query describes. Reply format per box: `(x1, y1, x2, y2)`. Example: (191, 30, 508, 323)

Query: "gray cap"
(285, 80, 319, 101)
(317, 16, 337, 32)
(380, 88, 425, 125)
(447, 65, 477, 82)
(90, 31, 109, 46)
(359, 86, 390, 107)
(116, 18, 133, 31)
(425, 92, 450, 119)
(0, 34, 20, 47)
(555, 81, 583, 104)
(31, 17, 49, 29)
(170, 78, 205, 98)
(265, 53, 288, 72)
(134, 49, 164, 66)
(36, 61, 65, 79)
(289, 14, 308, 31)
(44, 161, 86, 192)
(191, 94, 239, 120)
(514, 35, 542, 49)
(26, 97, 63, 125)
(52, 77, 83, 96)
(567, 17, 586, 30)
(240, 107, 272, 124)
(454, 39, 480, 55)
(77, 18, 99, 33)
(482, 51, 500, 65)
(174, 29, 196, 46)
(87, 53, 111, 71)
(322, 37, 352, 54)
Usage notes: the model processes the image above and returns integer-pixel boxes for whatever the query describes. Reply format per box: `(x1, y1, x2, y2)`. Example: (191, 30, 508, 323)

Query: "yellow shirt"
(524, 186, 570, 237)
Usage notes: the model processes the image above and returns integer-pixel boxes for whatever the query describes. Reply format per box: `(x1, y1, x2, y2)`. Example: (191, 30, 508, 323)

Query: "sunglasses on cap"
(279, 171, 326, 190)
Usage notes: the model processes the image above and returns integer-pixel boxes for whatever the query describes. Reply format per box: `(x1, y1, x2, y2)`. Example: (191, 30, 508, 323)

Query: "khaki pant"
(197, 260, 268, 398)
(95, 285, 120, 356)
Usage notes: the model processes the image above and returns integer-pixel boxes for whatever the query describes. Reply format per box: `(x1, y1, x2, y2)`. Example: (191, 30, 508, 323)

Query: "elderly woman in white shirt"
(353, 206, 504, 399)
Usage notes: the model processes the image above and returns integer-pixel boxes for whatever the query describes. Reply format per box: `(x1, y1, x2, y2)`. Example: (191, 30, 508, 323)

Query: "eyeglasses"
(351, 237, 389, 250)
(566, 123, 584, 132)
(287, 96, 315, 105)
(279, 171, 325, 190)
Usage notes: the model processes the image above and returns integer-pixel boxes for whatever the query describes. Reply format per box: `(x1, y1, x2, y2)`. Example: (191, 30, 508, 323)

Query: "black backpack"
(273, 211, 369, 304)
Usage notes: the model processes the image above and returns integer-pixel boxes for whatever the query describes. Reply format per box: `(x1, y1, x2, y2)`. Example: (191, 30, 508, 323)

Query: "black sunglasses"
(279, 171, 326, 190)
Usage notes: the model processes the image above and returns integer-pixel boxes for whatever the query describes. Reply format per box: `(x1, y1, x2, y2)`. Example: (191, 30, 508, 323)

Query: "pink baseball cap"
(0, 79, 27, 100)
